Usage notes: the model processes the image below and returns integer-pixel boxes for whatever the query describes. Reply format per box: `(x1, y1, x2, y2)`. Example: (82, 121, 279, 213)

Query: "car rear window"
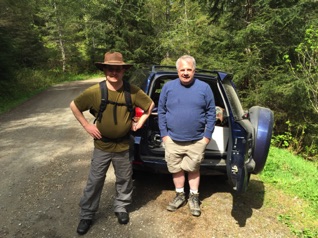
(129, 69, 149, 88)
(149, 75, 225, 110)
(222, 78, 245, 120)
(149, 75, 176, 106)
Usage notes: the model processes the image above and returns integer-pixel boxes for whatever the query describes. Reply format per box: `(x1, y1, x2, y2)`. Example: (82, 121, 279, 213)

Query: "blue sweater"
(158, 78, 216, 141)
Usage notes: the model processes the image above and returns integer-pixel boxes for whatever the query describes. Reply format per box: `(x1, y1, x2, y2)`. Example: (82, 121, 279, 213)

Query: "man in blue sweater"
(158, 55, 216, 217)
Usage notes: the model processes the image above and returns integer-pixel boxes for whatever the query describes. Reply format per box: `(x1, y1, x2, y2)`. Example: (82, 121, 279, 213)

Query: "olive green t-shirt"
(74, 81, 153, 152)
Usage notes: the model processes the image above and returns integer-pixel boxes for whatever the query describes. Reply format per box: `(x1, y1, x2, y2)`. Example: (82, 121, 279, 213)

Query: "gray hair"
(176, 55, 196, 70)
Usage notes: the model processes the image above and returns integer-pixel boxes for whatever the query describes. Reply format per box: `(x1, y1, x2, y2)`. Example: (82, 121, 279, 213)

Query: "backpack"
(90, 80, 134, 124)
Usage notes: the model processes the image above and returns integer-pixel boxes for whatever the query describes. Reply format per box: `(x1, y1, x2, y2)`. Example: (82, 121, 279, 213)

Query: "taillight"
(133, 107, 144, 122)
(242, 112, 249, 119)
(135, 107, 144, 117)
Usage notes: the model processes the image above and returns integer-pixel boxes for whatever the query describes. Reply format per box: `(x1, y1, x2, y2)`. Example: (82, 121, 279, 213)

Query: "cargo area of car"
(138, 75, 230, 174)
(131, 66, 273, 185)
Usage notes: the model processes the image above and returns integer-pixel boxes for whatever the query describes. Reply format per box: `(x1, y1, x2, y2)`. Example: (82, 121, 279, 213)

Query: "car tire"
(249, 106, 274, 174)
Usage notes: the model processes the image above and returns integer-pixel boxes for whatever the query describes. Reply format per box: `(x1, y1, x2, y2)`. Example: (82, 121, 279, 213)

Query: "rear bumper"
(132, 157, 227, 176)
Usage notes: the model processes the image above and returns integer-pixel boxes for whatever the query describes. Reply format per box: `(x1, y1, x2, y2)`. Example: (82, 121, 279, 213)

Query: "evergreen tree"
(0, 0, 47, 79)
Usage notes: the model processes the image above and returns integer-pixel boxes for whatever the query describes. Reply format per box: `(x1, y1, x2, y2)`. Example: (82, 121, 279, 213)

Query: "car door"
(218, 75, 252, 193)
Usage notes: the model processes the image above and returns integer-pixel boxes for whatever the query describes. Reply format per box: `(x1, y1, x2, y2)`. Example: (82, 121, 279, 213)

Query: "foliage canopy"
(0, 0, 317, 158)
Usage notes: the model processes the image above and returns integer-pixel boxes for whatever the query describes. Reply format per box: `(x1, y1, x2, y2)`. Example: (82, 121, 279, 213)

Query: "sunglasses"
(104, 66, 124, 72)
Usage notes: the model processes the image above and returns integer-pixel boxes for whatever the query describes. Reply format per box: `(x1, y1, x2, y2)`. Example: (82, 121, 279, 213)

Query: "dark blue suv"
(129, 66, 274, 193)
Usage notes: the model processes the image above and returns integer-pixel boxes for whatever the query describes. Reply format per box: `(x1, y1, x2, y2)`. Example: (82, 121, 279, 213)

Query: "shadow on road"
(131, 172, 265, 228)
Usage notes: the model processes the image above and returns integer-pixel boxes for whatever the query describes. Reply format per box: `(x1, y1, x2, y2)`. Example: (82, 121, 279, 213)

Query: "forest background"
(0, 0, 317, 160)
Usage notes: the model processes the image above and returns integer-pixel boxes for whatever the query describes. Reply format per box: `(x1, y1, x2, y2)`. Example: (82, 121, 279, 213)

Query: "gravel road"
(0, 78, 294, 238)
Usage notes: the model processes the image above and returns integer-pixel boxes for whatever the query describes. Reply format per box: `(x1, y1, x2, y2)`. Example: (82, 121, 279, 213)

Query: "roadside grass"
(260, 146, 318, 237)
(0, 69, 100, 114)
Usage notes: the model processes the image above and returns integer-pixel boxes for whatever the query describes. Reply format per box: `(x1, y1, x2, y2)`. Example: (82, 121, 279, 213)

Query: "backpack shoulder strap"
(94, 80, 108, 124)
(92, 80, 134, 125)
(123, 81, 134, 119)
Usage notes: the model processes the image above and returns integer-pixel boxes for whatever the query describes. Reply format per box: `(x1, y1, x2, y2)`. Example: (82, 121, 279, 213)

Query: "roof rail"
(195, 69, 217, 74)
(151, 65, 176, 72)
(149, 65, 230, 79)
(150, 65, 218, 74)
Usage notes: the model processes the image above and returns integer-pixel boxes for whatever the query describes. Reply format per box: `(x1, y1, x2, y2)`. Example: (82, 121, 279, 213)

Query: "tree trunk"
(53, 1, 66, 72)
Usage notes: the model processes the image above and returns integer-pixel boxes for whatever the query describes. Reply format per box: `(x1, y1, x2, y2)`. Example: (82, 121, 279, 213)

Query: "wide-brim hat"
(95, 52, 133, 71)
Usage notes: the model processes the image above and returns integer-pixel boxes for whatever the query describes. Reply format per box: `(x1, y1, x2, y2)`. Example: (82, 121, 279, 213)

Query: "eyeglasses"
(104, 66, 123, 72)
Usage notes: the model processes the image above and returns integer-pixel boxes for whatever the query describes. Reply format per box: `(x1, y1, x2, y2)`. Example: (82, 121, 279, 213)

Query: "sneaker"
(188, 193, 201, 217)
(166, 192, 186, 212)
(76, 219, 92, 235)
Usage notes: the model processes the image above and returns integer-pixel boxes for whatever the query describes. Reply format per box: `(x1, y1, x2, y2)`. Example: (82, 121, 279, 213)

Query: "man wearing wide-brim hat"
(70, 51, 154, 235)
(94, 51, 133, 71)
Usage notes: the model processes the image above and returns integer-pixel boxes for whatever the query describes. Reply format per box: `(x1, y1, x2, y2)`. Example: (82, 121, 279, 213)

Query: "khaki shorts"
(164, 137, 207, 173)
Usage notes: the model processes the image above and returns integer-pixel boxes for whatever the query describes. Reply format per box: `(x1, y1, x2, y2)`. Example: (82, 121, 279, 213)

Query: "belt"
(95, 134, 130, 143)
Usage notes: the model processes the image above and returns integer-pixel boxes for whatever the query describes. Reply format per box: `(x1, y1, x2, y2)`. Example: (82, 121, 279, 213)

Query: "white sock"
(190, 189, 198, 194)
(176, 187, 184, 193)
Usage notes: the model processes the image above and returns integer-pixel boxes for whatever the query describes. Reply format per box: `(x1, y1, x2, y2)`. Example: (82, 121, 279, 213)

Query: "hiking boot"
(76, 219, 92, 235)
(115, 212, 129, 224)
(166, 192, 186, 212)
(188, 193, 201, 217)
